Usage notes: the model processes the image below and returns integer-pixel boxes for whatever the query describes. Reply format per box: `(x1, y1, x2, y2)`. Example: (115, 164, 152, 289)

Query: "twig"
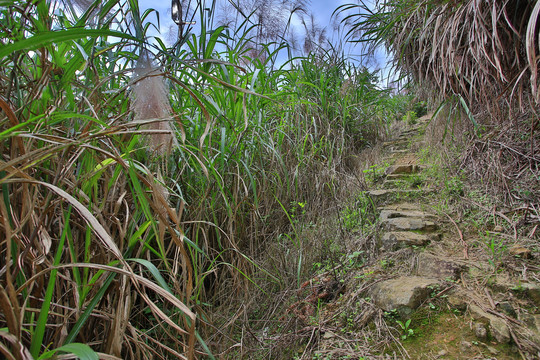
(299, 327, 317, 360)
(484, 287, 496, 309)
(441, 211, 469, 259)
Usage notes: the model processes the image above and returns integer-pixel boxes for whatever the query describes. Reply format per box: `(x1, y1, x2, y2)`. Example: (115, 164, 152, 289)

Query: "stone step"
(385, 173, 413, 181)
(382, 140, 409, 151)
(380, 209, 437, 222)
(385, 164, 419, 176)
(381, 231, 439, 251)
(415, 253, 464, 280)
(378, 203, 425, 212)
(382, 217, 438, 232)
(382, 180, 403, 189)
(367, 189, 435, 204)
(370, 276, 440, 317)
(388, 149, 409, 155)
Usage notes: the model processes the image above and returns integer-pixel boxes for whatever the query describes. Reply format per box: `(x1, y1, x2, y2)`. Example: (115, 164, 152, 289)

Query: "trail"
(309, 114, 540, 359)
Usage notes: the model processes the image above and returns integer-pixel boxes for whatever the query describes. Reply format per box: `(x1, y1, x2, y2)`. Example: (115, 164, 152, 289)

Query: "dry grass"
(340, 0, 540, 206)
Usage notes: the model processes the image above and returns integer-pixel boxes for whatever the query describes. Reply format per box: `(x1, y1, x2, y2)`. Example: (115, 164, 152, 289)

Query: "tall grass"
(0, 0, 403, 358)
(338, 0, 540, 205)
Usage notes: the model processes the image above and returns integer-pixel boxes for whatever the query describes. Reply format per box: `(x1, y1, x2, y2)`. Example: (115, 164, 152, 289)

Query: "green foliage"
(363, 162, 389, 185)
(396, 319, 415, 340)
(412, 101, 428, 118)
(402, 110, 418, 125)
(482, 232, 507, 269)
(0, 0, 400, 358)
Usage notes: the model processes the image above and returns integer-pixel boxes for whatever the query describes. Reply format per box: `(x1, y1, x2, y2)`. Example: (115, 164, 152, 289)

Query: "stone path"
(359, 115, 540, 358)
(365, 116, 458, 317)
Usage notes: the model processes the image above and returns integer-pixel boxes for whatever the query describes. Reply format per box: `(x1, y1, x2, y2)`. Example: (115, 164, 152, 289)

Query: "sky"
(138, 0, 390, 78)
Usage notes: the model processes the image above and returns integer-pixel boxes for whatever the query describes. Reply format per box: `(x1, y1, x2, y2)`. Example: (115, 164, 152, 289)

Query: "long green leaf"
(0, 29, 138, 58)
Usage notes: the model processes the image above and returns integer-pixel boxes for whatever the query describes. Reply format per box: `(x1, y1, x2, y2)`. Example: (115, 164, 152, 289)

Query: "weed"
(412, 101, 428, 118)
(482, 232, 507, 269)
(380, 258, 394, 269)
(402, 110, 418, 125)
(363, 162, 389, 185)
(396, 319, 415, 340)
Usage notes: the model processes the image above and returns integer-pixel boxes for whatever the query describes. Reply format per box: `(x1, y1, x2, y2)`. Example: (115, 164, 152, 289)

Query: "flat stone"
(379, 203, 423, 212)
(497, 302, 517, 318)
(469, 304, 511, 343)
(382, 180, 402, 189)
(370, 276, 440, 317)
(389, 149, 409, 154)
(447, 291, 468, 311)
(381, 231, 437, 251)
(520, 314, 540, 346)
(385, 164, 415, 175)
(383, 217, 438, 232)
(379, 209, 437, 222)
(521, 282, 540, 306)
(386, 173, 412, 180)
(416, 253, 464, 280)
(473, 322, 488, 340)
(509, 245, 532, 259)
(367, 189, 435, 204)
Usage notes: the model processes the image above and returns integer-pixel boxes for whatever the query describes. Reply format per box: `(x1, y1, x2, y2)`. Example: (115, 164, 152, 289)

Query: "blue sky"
(139, 0, 390, 77)
(140, 0, 357, 50)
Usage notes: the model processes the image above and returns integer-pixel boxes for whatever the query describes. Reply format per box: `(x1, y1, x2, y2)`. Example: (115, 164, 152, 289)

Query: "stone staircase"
(360, 116, 540, 357)
(364, 116, 464, 318)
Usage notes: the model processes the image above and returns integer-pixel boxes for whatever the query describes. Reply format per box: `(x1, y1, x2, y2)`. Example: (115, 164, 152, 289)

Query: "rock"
(381, 231, 437, 250)
(469, 304, 511, 343)
(532, 314, 540, 333)
(416, 253, 464, 280)
(497, 302, 517, 318)
(383, 217, 438, 232)
(385, 164, 416, 175)
(322, 331, 335, 339)
(367, 189, 434, 203)
(485, 345, 499, 355)
(379, 209, 437, 222)
(370, 276, 440, 317)
(437, 349, 448, 357)
(509, 245, 532, 259)
(473, 322, 488, 340)
(520, 282, 540, 306)
(460, 340, 472, 352)
(488, 273, 515, 292)
(378, 203, 423, 212)
(386, 173, 412, 181)
(447, 292, 467, 311)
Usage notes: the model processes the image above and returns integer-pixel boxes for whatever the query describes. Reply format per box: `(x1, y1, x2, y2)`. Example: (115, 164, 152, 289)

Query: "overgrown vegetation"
(339, 0, 540, 205)
(0, 0, 411, 358)
(3, 0, 537, 358)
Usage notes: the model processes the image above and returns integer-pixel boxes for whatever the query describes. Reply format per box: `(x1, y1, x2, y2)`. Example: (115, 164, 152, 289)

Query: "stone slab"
(370, 276, 440, 316)
(383, 217, 438, 232)
(379, 209, 437, 222)
(381, 231, 437, 250)
(416, 253, 464, 280)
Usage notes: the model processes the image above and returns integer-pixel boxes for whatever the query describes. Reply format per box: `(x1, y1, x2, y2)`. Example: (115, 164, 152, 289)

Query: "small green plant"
(341, 205, 362, 231)
(402, 110, 418, 125)
(396, 319, 415, 340)
(412, 101, 428, 117)
(406, 173, 424, 188)
(346, 251, 365, 268)
(380, 258, 394, 269)
(444, 174, 465, 197)
(483, 232, 507, 268)
(363, 162, 389, 185)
